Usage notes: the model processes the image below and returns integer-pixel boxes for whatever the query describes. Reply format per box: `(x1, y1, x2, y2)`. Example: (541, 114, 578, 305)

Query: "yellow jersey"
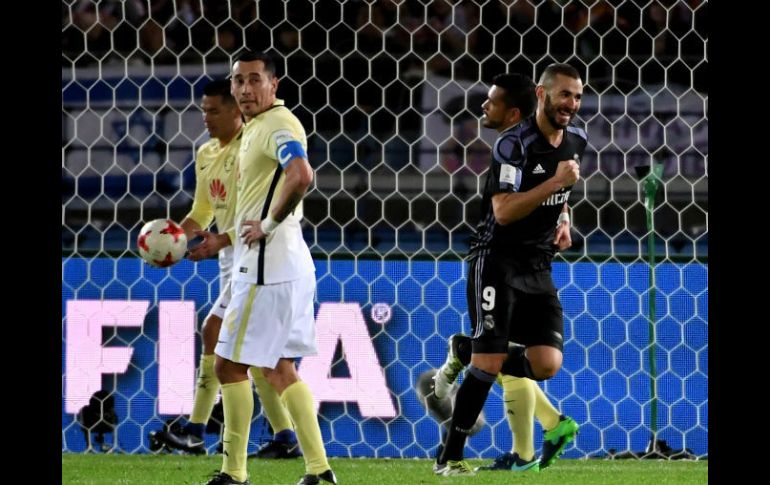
(233, 100, 314, 285)
(184, 128, 242, 239)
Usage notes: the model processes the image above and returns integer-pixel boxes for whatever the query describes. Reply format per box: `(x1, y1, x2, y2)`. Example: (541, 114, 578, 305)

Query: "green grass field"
(62, 454, 707, 485)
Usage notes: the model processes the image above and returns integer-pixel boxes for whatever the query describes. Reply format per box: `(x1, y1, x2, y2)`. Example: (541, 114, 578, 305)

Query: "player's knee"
(261, 366, 297, 394)
(533, 365, 558, 380)
(201, 315, 223, 353)
(531, 361, 561, 380)
(202, 315, 223, 337)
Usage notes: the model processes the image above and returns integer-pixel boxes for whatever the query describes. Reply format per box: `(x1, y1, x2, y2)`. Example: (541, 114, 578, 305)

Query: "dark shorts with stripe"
(467, 257, 564, 354)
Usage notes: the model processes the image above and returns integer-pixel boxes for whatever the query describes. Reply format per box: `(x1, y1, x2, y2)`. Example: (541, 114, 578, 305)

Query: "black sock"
(456, 339, 471, 366)
(501, 345, 540, 380)
(437, 366, 496, 463)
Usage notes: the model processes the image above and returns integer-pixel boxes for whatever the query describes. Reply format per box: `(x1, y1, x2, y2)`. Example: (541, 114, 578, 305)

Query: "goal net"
(62, 0, 707, 459)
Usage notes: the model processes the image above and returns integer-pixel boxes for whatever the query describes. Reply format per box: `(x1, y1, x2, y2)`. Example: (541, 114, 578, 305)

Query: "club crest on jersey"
(224, 156, 235, 173)
(241, 133, 253, 152)
(483, 314, 495, 330)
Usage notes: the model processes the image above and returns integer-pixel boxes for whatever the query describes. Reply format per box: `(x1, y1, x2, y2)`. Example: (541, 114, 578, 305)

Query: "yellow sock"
(190, 354, 219, 424)
(501, 375, 536, 461)
(221, 380, 253, 482)
(532, 380, 561, 431)
(281, 381, 330, 474)
(250, 367, 294, 433)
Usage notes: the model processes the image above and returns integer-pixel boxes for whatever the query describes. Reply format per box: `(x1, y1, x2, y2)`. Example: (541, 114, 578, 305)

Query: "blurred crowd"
(62, 0, 707, 255)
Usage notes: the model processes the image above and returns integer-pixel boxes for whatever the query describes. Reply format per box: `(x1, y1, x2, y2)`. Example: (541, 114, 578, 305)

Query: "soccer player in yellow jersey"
(153, 79, 302, 462)
(201, 51, 337, 485)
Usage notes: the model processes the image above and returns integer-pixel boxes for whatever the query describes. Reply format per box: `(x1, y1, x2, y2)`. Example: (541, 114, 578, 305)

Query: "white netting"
(62, 0, 707, 459)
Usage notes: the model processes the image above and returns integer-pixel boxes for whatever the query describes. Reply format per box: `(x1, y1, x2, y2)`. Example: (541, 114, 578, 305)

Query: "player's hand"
(554, 160, 580, 188)
(553, 221, 572, 251)
(187, 230, 224, 261)
(240, 220, 267, 247)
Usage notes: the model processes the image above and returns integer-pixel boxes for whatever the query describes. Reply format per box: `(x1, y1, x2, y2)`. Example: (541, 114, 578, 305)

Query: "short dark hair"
(538, 63, 581, 89)
(202, 79, 236, 106)
(234, 49, 277, 77)
(492, 73, 537, 119)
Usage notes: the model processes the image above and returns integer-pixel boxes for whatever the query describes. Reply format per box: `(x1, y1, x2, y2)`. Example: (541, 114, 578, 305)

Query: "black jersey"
(469, 116, 587, 273)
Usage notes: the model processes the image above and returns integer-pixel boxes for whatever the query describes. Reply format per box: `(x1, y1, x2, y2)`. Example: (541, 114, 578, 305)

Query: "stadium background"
(61, 0, 707, 460)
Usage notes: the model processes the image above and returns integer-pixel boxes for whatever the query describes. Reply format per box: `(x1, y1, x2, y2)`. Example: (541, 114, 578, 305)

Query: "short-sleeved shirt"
(184, 128, 242, 236)
(469, 116, 587, 276)
(232, 99, 314, 285)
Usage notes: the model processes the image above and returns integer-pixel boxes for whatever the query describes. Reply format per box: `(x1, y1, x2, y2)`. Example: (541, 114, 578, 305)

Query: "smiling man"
(433, 64, 587, 476)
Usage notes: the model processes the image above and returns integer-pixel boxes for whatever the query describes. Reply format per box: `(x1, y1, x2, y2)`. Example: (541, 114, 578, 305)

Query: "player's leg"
(505, 289, 578, 468)
(209, 356, 253, 485)
(499, 281, 564, 381)
(248, 366, 301, 458)
(253, 274, 336, 485)
(263, 361, 336, 484)
(432, 333, 472, 399)
(161, 289, 228, 454)
(202, 280, 262, 485)
(538, 380, 578, 469)
(434, 258, 511, 476)
(476, 375, 539, 472)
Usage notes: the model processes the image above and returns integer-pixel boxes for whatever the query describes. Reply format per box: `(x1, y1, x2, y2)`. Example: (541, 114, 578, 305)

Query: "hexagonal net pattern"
(62, 1, 707, 459)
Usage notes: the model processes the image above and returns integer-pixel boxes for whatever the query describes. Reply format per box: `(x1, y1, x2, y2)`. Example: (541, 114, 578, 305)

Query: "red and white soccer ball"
(137, 219, 187, 268)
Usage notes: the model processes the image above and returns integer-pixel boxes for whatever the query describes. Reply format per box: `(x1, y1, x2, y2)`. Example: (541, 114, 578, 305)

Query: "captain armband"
(276, 140, 307, 168)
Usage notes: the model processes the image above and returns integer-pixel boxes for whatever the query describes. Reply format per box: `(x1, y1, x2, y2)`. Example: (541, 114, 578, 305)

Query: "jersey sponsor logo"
(542, 190, 571, 206)
(532, 163, 546, 174)
(499, 164, 519, 186)
(209, 179, 227, 201)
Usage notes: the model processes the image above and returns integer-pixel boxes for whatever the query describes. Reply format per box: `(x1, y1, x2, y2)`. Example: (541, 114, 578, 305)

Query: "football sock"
(221, 380, 253, 483)
(438, 366, 496, 463)
(249, 367, 295, 440)
(190, 354, 219, 425)
(501, 375, 536, 460)
(455, 336, 472, 366)
(281, 381, 330, 474)
(532, 380, 561, 431)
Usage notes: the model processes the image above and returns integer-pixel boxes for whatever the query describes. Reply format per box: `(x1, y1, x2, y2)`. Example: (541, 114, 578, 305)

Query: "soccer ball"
(137, 219, 187, 268)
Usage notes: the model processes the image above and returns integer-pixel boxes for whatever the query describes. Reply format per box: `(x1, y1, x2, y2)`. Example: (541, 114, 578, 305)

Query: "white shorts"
(207, 246, 234, 320)
(215, 273, 317, 369)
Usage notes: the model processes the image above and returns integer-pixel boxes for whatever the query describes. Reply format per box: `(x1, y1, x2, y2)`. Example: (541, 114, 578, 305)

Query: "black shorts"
(467, 257, 564, 354)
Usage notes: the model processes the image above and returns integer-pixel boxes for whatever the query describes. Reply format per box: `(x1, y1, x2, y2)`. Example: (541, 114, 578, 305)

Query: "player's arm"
(180, 217, 202, 241)
(241, 136, 313, 245)
(187, 230, 232, 261)
(492, 160, 579, 225)
(182, 151, 229, 260)
(183, 152, 215, 239)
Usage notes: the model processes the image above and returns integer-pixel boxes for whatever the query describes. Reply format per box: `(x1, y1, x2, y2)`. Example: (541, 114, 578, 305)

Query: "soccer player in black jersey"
(434, 64, 586, 476)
